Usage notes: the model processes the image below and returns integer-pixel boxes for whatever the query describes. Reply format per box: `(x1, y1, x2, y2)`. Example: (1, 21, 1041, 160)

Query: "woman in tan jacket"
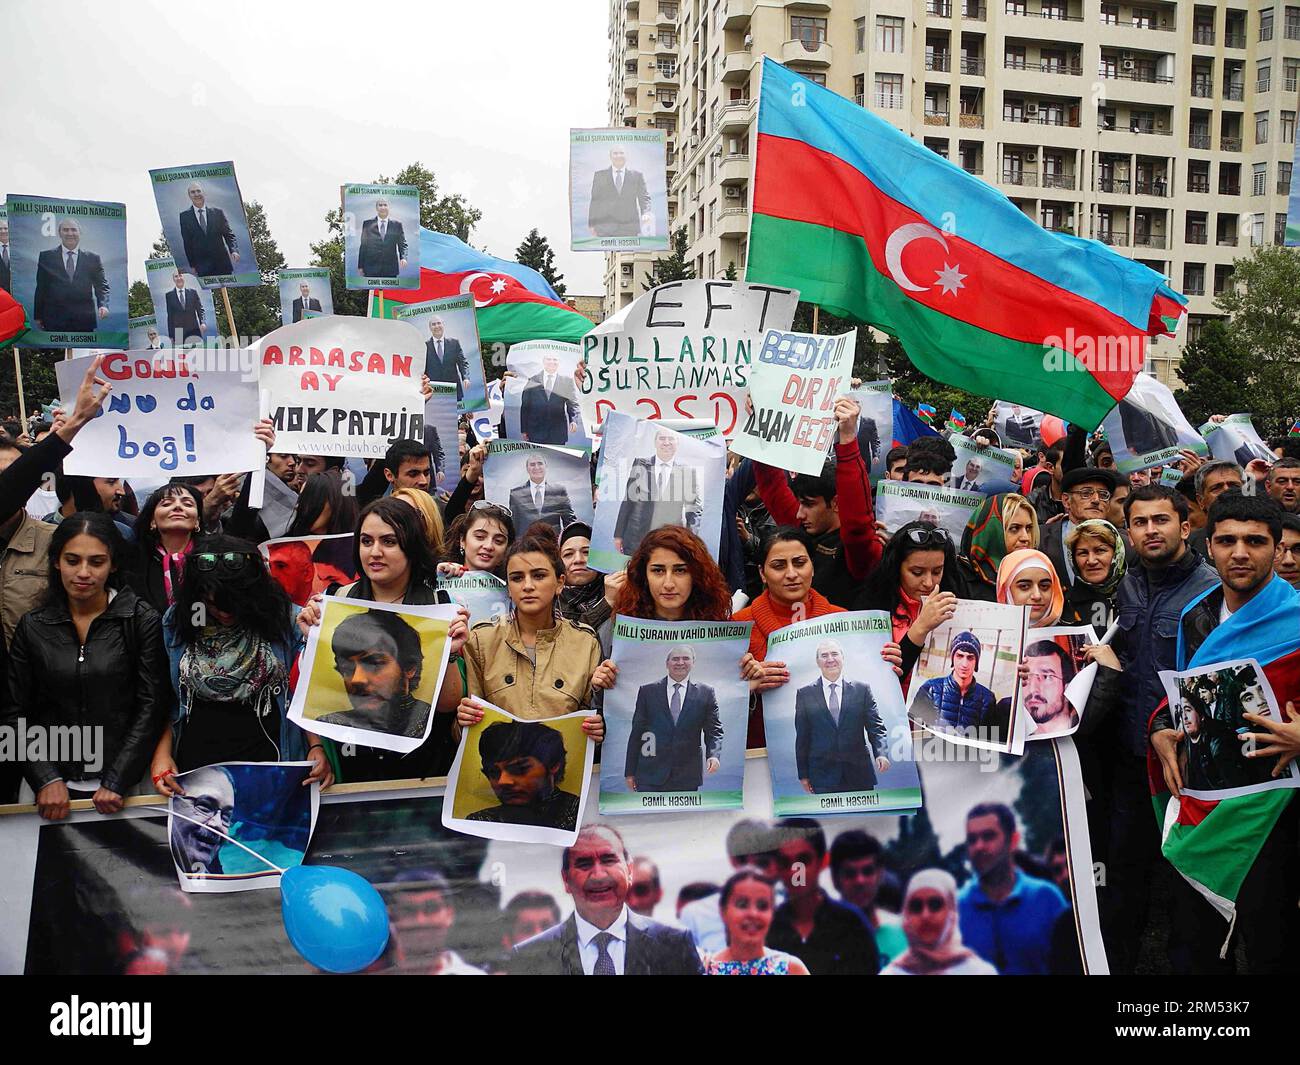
(457, 524, 604, 742)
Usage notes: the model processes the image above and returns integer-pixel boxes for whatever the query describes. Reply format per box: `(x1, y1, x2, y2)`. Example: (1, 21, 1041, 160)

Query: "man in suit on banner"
(34, 218, 109, 333)
(952, 458, 983, 492)
(179, 182, 240, 278)
(613, 428, 702, 557)
(587, 146, 651, 238)
(165, 270, 205, 343)
(357, 198, 408, 279)
(424, 316, 470, 401)
(508, 455, 577, 532)
(794, 639, 890, 794)
(511, 824, 703, 975)
(624, 645, 723, 793)
(292, 281, 322, 323)
(0, 218, 10, 294)
(1118, 396, 1179, 456)
(520, 352, 579, 445)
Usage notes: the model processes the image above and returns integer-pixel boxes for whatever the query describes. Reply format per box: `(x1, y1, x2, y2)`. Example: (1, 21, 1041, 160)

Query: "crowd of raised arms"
(2, 355, 1300, 977)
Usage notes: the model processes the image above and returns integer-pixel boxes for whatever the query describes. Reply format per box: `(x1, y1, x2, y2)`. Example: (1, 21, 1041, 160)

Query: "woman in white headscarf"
(881, 869, 998, 975)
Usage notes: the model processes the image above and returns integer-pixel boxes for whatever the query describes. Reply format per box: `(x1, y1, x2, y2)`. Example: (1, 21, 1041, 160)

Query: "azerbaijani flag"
(893, 398, 939, 447)
(0, 290, 26, 348)
(370, 228, 593, 345)
(746, 60, 1187, 429)
(1288, 417, 1300, 437)
(916, 402, 936, 425)
(946, 409, 967, 433)
(1148, 575, 1300, 932)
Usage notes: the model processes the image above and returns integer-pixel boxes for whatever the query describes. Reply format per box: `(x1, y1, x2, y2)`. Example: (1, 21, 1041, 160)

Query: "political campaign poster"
(948, 434, 1019, 494)
(762, 612, 921, 817)
(54, 350, 263, 479)
(504, 339, 590, 448)
(146, 257, 217, 346)
(578, 280, 799, 437)
(1287, 134, 1300, 246)
(1158, 659, 1300, 801)
(168, 762, 318, 895)
(600, 618, 753, 815)
(423, 381, 461, 497)
(589, 410, 726, 572)
(288, 596, 457, 754)
(5, 194, 129, 349)
(436, 571, 509, 628)
(875, 480, 984, 544)
(993, 400, 1045, 449)
(8, 738, 1106, 975)
(443, 699, 593, 846)
(258, 316, 425, 459)
(731, 328, 855, 476)
(259, 533, 358, 606)
(570, 127, 670, 253)
(342, 183, 420, 290)
(1019, 625, 1098, 742)
(128, 315, 164, 350)
(1158, 465, 1185, 488)
(469, 377, 505, 444)
(906, 600, 1029, 755)
(149, 162, 259, 288)
(1101, 374, 1207, 474)
(1201, 414, 1275, 468)
(848, 379, 893, 481)
(391, 293, 487, 413)
(277, 267, 333, 325)
(483, 439, 593, 537)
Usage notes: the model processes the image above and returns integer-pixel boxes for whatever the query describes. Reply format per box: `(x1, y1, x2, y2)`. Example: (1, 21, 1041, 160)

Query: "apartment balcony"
(657, 5, 677, 26)
(1223, 84, 1245, 101)
(958, 112, 985, 128)
(1002, 169, 1038, 186)
(722, 50, 753, 83)
(1107, 122, 1171, 136)
(723, 0, 753, 29)
(1007, 5, 1084, 23)
(1220, 136, 1242, 151)
(1132, 233, 1168, 249)
(718, 206, 750, 238)
(1101, 67, 1174, 85)
(655, 36, 678, 57)
(1188, 132, 1212, 149)
(1192, 26, 1215, 45)
(926, 53, 952, 72)
(1134, 179, 1169, 196)
(927, 1, 953, 16)
(781, 38, 832, 66)
(1041, 172, 1077, 190)
(962, 4, 987, 18)
(718, 154, 751, 185)
(1184, 281, 1206, 296)
(653, 95, 677, 114)
(962, 162, 984, 175)
(1217, 235, 1238, 247)
(1096, 230, 1129, 246)
(1096, 177, 1131, 194)
(960, 57, 986, 75)
(1191, 83, 1213, 98)
(1185, 231, 1208, 244)
(1008, 58, 1083, 75)
(1009, 112, 1081, 127)
(1225, 32, 1245, 48)
(924, 109, 951, 126)
(718, 99, 754, 134)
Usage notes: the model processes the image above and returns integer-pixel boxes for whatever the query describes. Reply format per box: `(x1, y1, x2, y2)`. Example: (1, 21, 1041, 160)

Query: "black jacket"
(511, 912, 703, 975)
(3, 586, 168, 794)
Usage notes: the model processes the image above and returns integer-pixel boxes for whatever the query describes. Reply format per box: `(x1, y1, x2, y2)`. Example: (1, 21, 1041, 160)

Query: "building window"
(801, 71, 827, 86)
(1258, 61, 1271, 92)
(1006, 44, 1027, 69)
(855, 16, 865, 52)
(1277, 213, 1290, 244)
(1287, 6, 1300, 38)
(1251, 213, 1265, 245)
(1261, 7, 1274, 39)
(1006, 0, 1027, 15)
(1132, 7, 1157, 29)
(1282, 111, 1296, 142)
(853, 73, 865, 106)
(875, 73, 904, 109)
(1253, 162, 1268, 195)
(1282, 161, 1294, 192)
(1255, 111, 1270, 143)
(1286, 60, 1299, 92)
(708, 252, 716, 278)
(1100, 3, 1119, 24)
(1183, 264, 1205, 296)
(877, 15, 905, 52)
(790, 16, 827, 49)
(1042, 0, 1065, 18)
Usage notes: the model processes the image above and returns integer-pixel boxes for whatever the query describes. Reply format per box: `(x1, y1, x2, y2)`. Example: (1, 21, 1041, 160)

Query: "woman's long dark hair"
(44, 512, 125, 606)
(287, 472, 358, 538)
(352, 497, 438, 599)
(135, 483, 204, 557)
(857, 520, 961, 612)
(442, 504, 515, 569)
(172, 534, 294, 644)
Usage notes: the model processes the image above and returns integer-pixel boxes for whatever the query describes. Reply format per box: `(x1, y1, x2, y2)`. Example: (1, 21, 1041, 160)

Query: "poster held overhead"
(149, 162, 259, 288)
(391, 293, 487, 412)
(146, 257, 217, 346)
(503, 340, 590, 448)
(1200, 413, 1275, 467)
(875, 480, 984, 544)
(482, 439, 593, 535)
(343, 183, 420, 290)
(1101, 373, 1207, 474)
(570, 127, 670, 252)
(947, 433, 1019, 494)
(847, 379, 893, 481)
(277, 267, 333, 324)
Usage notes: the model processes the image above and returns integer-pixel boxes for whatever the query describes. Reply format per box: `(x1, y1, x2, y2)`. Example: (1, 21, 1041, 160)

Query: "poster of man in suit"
(146, 257, 216, 346)
(277, 267, 333, 325)
(392, 294, 488, 413)
(423, 382, 462, 497)
(149, 162, 260, 288)
(128, 315, 165, 350)
(503, 340, 591, 448)
(1101, 373, 1208, 474)
(1202, 413, 1275, 468)
(848, 380, 893, 481)
(482, 439, 593, 535)
(343, 183, 420, 290)
(569, 128, 669, 252)
(993, 401, 1044, 449)
(762, 612, 920, 816)
(599, 617, 751, 814)
(948, 434, 1019, 495)
(5, 194, 129, 349)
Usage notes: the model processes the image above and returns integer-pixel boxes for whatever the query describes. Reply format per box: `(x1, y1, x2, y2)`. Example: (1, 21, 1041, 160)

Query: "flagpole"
(12, 348, 27, 428)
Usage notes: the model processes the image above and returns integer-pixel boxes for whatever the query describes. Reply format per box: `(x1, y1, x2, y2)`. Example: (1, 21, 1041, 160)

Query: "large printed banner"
(342, 183, 420, 290)
(848, 379, 893, 480)
(569, 127, 669, 252)
(1200, 413, 1275, 467)
(149, 161, 259, 288)
(392, 293, 488, 413)
(146, 257, 217, 346)
(483, 439, 593, 535)
(259, 316, 426, 458)
(731, 329, 855, 475)
(578, 280, 799, 437)
(1101, 373, 1207, 474)
(5, 194, 129, 349)
(277, 267, 333, 325)
(600, 618, 753, 815)
(948, 433, 1018, 494)
(875, 480, 984, 543)
(55, 350, 263, 478)
(3, 743, 1106, 975)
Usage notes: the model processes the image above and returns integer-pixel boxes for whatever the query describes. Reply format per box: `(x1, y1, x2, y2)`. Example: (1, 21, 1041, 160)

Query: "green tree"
(215, 201, 285, 339)
(643, 226, 694, 289)
(127, 280, 153, 319)
(1173, 319, 1253, 427)
(1212, 245, 1300, 434)
(723, 260, 738, 280)
(515, 228, 566, 298)
(0, 349, 61, 420)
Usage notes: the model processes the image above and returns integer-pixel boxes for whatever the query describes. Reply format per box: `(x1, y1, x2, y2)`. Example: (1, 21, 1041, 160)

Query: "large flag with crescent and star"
(370, 228, 593, 344)
(745, 59, 1187, 429)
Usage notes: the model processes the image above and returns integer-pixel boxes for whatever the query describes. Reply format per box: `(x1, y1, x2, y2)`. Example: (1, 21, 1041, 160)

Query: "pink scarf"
(158, 539, 194, 605)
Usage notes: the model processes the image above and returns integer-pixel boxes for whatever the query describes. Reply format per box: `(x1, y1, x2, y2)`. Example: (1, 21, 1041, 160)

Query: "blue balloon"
(280, 865, 390, 973)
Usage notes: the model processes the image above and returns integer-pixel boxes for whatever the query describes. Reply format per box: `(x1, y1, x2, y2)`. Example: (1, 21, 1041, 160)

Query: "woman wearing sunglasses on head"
(124, 483, 205, 614)
(150, 535, 333, 796)
(438, 501, 515, 579)
(4, 513, 170, 821)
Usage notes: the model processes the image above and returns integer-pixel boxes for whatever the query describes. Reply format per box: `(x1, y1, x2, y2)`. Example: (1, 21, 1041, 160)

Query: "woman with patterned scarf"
(125, 484, 205, 614)
(150, 535, 333, 795)
(957, 493, 1039, 601)
(1060, 519, 1127, 636)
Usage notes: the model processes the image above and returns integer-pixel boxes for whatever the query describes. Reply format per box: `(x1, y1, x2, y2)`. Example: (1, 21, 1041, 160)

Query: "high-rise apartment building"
(608, 0, 1300, 386)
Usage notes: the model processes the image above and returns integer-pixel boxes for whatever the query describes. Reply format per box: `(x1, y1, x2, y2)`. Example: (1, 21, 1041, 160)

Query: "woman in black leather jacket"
(4, 512, 168, 821)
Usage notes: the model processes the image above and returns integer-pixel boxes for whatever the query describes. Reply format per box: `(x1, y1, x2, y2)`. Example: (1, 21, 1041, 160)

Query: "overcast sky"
(1, 0, 610, 293)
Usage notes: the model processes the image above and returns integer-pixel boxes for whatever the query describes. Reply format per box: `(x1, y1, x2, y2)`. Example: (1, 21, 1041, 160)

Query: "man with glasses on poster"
(169, 765, 235, 876)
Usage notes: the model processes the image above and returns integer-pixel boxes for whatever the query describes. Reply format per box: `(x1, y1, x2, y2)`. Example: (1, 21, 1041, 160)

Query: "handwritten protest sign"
(578, 280, 798, 436)
(56, 350, 262, 478)
(731, 329, 855, 475)
(257, 316, 425, 459)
